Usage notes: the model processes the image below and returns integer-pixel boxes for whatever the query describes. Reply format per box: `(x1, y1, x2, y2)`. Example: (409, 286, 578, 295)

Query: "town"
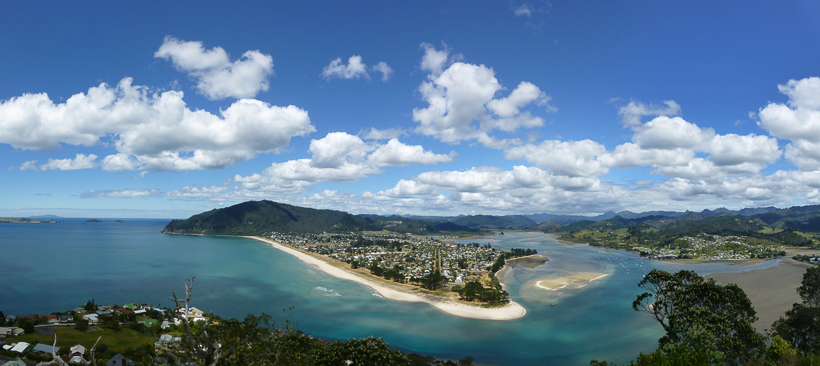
(0, 300, 204, 365)
(268, 232, 504, 286)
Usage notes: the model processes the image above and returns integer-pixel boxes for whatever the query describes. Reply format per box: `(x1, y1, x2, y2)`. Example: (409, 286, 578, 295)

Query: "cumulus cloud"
(368, 138, 456, 166)
(632, 116, 714, 150)
(361, 127, 405, 140)
(618, 100, 681, 128)
(372, 62, 393, 82)
(707, 134, 780, 167)
(81, 189, 161, 198)
(505, 140, 607, 177)
(0, 78, 315, 172)
(322, 55, 392, 82)
(412, 43, 551, 147)
(232, 132, 453, 194)
(155, 37, 274, 100)
(17, 160, 38, 171)
(322, 55, 368, 80)
(39, 154, 98, 171)
(309, 132, 371, 168)
(759, 77, 820, 170)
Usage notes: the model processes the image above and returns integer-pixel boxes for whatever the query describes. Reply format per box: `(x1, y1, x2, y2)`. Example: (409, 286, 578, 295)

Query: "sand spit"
(246, 236, 526, 320)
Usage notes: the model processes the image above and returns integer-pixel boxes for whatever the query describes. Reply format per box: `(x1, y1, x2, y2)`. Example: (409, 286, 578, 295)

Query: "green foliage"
(452, 276, 509, 306)
(773, 266, 820, 354)
(450, 214, 537, 230)
(162, 200, 378, 236)
(765, 335, 799, 365)
(633, 269, 764, 365)
(420, 270, 447, 290)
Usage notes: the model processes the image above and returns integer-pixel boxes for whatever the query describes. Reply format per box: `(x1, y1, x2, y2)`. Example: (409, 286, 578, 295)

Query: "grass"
(8, 326, 155, 351)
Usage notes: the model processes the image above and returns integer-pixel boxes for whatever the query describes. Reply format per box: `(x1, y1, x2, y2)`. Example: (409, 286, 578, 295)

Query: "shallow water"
(0, 220, 777, 365)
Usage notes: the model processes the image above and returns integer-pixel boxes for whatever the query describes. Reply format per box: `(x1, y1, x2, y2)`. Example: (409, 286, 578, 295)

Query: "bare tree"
(36, 334, 100, 366)
(164, 276, 222, 366)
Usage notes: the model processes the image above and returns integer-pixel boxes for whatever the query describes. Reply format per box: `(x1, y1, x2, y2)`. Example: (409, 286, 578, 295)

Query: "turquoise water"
(0, 219, 780, 365)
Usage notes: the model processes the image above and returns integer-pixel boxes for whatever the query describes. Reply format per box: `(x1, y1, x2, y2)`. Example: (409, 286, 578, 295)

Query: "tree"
(772, 265, 820, 354)
(633, 269, 764, 365)
(35, 334, 101, 366)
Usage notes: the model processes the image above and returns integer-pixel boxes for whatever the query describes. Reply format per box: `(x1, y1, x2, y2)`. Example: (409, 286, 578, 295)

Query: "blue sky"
(1, 1, 820, 218)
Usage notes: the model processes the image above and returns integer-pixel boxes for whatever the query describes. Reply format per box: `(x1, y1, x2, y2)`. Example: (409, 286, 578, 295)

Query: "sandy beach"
(707, 258, 812, 330)
(530, 272, 609, 291)
(246, 236, 527, 320)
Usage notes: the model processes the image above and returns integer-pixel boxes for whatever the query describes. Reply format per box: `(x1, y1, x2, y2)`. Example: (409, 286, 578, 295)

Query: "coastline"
(245, 236, 527, 320)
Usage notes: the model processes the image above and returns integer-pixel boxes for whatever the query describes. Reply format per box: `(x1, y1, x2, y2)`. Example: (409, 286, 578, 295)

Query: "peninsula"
(162, 200, 532, 319)
(247, 236, 526, 320)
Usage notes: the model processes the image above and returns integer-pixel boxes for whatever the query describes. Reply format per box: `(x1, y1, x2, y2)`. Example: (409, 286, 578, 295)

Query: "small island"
(0, 218, 62, 223)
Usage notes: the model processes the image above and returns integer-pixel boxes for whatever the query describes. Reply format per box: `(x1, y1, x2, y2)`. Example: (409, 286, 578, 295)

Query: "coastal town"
(268, 232, 503, 285)
(0, 301, 203, 366)
(567, 229, 791, 261)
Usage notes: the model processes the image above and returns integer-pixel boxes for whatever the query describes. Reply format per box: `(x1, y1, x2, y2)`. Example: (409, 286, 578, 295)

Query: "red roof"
(116, 308, 133, 314)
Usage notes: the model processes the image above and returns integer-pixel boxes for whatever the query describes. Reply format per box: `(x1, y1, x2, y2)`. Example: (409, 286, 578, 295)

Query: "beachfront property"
(268, 232, 500, 285)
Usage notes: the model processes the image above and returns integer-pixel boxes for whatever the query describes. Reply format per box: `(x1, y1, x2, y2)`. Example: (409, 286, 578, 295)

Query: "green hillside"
(162, 200, 377, 235)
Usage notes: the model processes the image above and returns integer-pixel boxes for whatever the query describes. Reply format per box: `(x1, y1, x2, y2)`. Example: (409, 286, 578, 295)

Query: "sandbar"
(706, 258, 811, 330)
(246, 236, 526, 320)
(531, 272, 608, 291)
(506, 254, 549, 269)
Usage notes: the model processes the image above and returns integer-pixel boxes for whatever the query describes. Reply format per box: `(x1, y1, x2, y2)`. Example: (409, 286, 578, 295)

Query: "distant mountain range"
(162, 200, 820, 238)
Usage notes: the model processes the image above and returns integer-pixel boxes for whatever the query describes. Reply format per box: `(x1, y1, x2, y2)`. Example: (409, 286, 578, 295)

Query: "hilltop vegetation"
(163, 200, 489, 236)
(162, 200, 377, 235)
(163, 201, 820, 257)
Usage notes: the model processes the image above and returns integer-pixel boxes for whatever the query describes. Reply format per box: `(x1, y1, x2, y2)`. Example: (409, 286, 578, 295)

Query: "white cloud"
(373, 62, 393, 82)
(321, 56, 392, 82)
(419, 43, 454, 77)
(309, 132, 371, 168)
(101, 153, 137, 172)
(368, 138, 456, 166)
(0, 78, 315, 172)
(40, 154, 98, 171)
(632, 116, 714, 150)
(361, 127, 405, 140)
(322, 55, 369, 80)
(412, 44, 551, 147)
(155, 36, 274, 100)
(759, 77, 820, 170)
(707, 133, 780, 167)
(505, 140, 607, 177)
(232, 132, 453, 195)
(514, 4, 532, 16)
(17, 160, 38, 171)
(81, 189, 161, 198)
(167, 185, 229, 199)
(618, 100, 681, 128)
(599, 143, 694, 169)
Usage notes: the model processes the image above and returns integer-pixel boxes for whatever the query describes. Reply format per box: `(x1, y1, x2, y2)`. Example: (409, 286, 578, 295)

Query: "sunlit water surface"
(0, 220, 780, 365)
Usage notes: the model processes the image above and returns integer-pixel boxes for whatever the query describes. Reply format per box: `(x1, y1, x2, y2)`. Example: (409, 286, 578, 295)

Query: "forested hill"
(162, 200, 377, 235)
(547, 204, 820, 249)
(163, 200, 820, 241)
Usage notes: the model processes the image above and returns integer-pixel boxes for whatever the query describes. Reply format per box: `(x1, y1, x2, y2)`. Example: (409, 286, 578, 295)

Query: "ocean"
(0, 219, 781, 365)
